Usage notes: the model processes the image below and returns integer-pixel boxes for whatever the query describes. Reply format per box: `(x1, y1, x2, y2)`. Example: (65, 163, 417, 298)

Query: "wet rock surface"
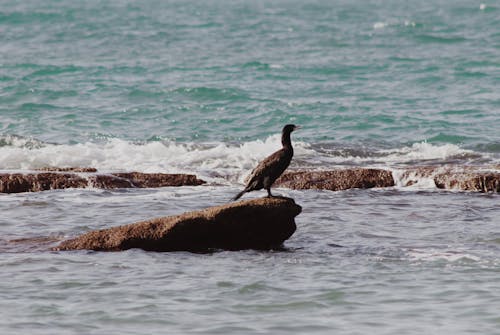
(0, 173, 88, 193)
(398, 166, 500, 192)
(1, 166, 499, 194)
(434, 172, 500, 192)
(111, 172, 205, 188)
(55, 197, 302, 252)
(0, 171, 206, 193)
(276, 168, 395, 191)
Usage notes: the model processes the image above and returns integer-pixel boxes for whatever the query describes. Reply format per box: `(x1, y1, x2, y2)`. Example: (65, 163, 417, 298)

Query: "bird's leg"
(266, 188, 273, 198)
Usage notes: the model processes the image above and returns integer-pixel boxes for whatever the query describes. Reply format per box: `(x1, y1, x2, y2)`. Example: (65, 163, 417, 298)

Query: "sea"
(1, 0, 499, 334)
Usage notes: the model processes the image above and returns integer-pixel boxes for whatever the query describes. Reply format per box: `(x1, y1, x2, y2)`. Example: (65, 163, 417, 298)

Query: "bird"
(233, 124, 299, 201)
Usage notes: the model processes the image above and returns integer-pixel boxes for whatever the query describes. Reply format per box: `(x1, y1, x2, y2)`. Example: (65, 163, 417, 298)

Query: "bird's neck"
(281, 132, 293, 151)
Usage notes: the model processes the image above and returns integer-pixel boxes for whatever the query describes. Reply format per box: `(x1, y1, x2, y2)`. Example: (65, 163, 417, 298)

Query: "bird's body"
(234, 124, 298, 200)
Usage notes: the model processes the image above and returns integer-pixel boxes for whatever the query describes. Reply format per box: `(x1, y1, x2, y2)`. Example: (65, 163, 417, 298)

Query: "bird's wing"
(245, 149, 287, 186)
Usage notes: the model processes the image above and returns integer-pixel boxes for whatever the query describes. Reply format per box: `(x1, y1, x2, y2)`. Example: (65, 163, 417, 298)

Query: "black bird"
(233, 124, 299, 201)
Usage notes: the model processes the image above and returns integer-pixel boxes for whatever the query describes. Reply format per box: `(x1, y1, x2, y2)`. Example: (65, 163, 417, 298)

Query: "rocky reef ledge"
(0, 170, 205, 193)
(1, 166, 499, 194)
(55, 197, 301, 252)
(398, 166, 500, 192)
(276, 168, 395, 191)
(276, 166, 500, 193)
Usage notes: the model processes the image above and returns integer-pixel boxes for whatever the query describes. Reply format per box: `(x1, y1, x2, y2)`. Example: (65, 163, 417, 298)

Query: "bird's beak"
(294, 125, 301, 130)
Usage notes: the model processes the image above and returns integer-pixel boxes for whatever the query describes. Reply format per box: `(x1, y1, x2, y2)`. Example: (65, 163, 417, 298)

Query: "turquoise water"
(1, 1, 500, 334)
(1, 0, 499, 147)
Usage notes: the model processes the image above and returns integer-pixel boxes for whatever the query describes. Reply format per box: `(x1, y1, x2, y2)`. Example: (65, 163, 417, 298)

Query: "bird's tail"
(233, 189, 246, 201)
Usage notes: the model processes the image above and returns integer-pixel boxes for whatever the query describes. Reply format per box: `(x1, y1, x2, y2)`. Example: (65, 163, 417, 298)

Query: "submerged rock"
(0, 171, 206, 193)
(276, 168, 395, 191)
(55, 197, 302, 252)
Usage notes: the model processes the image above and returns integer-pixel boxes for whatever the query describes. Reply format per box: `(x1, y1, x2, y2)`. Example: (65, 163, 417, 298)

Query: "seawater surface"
(1, 0, 500, 334)
(1, 188, 500, 334)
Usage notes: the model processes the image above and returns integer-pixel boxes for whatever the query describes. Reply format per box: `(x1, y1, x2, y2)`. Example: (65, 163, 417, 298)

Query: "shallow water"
(1, 0, 500, 333)
(1, 187, 500, 334)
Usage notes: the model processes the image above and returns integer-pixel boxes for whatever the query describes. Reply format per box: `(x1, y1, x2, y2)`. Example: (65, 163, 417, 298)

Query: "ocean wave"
(0, 135, 313, 183)
(0, 135, 496, 184)
(307, 141, 486, 167)
(0, 134, 47, 149)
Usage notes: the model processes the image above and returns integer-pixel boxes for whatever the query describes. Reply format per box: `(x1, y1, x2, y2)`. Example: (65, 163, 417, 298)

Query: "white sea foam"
(407, 249, 481, 263)
(380, 142, 476, 163)
(391, 169, 438, 189)
(0, 136, 492, 185)
(404, 20, 416, 27)
(373, 22, 388, 29)
(309, 142, 480, 167)
(373, 19, 417, 30)
(0, 136, 314, 183)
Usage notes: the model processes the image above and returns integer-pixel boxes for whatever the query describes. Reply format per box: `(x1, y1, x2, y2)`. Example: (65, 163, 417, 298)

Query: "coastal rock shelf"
(0, 170, 206, 193)
(277, 166, 500, 193)
(55, 197, 302, 252)
(1, 166, 499, 194)
(276, 168, 395, 191)
(399, 166, 500, 192)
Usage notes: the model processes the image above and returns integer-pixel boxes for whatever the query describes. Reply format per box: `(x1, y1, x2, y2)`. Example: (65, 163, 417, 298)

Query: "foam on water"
(407, 248, 481, 263)
(379, 142, 479, 164)
(0, 135, 315, 183)
(0, 135, 494, 186)
(308, 141, 485, 167)
(391, 169, 438, 189)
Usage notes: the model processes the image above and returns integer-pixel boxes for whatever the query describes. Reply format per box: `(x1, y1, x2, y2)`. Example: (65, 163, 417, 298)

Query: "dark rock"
(434, 171, 500, 192)
(0, 173, 87, 193)
(111, 172, 206, 187)
(0, 171, 206, 193)
(397, 166, 500, 192)
(276, 168, 395, 191)
(55, 197, 302, 252)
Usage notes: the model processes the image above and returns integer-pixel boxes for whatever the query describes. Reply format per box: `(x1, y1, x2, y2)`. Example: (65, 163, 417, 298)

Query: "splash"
(0, 135, 313, 183)
(380, 142, 477, 164)
(0, 135, 494, 185)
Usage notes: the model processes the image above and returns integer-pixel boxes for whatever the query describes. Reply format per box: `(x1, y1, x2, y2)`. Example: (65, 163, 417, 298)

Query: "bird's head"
(283, 124, 300, 133)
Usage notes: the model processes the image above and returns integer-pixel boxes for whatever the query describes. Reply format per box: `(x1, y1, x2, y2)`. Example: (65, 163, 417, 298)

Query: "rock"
(88, 174, 135, 189)
(396, 166, 500, 192)
(276, 168, 395, 191)
(276, 166, 500, 193)
(55, 197, 302, 252)
(434, 171, 500, 192)
(0, 171, 206, 193)
(111, 172, 205, 188)
(0, 173, 88, 193)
